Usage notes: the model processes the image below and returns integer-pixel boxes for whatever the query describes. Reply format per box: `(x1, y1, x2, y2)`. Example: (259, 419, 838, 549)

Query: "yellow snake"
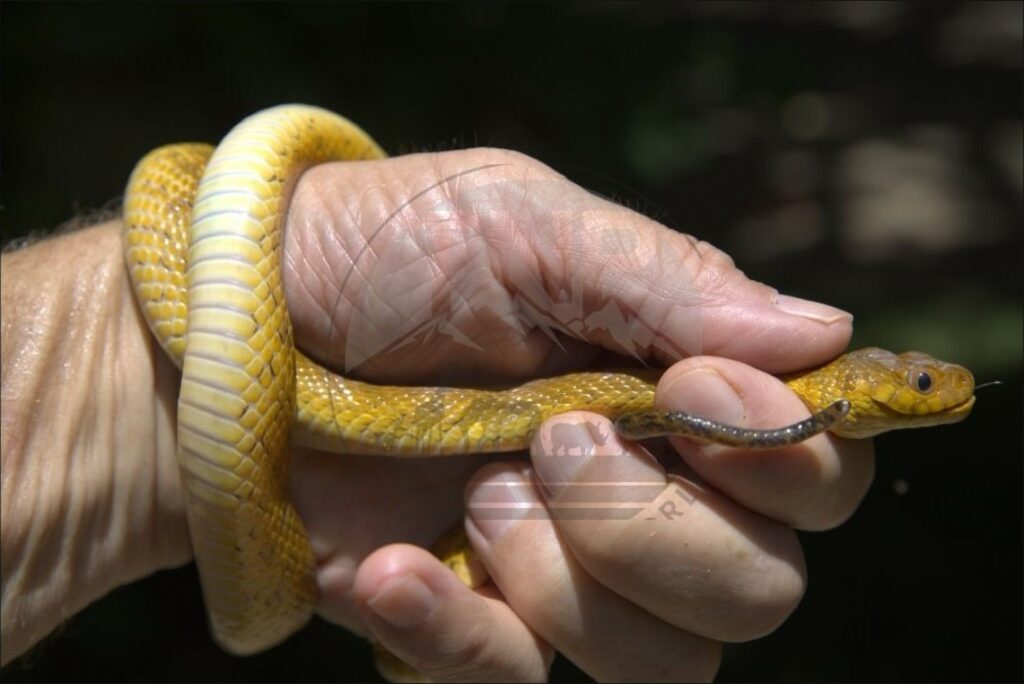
(121, 104, 976, 662)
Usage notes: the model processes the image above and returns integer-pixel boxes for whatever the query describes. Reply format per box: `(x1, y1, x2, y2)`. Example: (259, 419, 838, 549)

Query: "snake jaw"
(826, 394, 976, 439)
(786, 347, 976, 439)
(932, 394, 976, 425)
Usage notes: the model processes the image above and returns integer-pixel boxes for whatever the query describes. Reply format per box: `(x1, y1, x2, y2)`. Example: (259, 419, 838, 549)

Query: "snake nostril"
(955, 370, 974, 391)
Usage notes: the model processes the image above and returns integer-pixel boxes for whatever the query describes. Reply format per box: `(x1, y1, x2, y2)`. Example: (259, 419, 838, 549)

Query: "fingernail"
(534, 420, 602, 498)
(367, 573, 437, 629)
(774, 294, 852, 324)
(662, 369, 746, 426)
(466, 469, 539, 542)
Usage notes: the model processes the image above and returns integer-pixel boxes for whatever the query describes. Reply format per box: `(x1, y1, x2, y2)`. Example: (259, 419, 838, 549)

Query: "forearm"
(0, 222, 189, 664)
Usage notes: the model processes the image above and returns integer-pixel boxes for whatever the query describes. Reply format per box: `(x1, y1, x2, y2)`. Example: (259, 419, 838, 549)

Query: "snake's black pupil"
(916, 372, 932, 392)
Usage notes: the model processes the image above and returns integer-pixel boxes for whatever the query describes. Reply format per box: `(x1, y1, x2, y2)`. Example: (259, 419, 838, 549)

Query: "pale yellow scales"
(122, 105, 976, 668)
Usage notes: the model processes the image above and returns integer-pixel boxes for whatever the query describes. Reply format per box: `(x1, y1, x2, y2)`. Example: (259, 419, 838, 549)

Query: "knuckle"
(557, 508, 645, 575)
(632, 640, 723, 683)
(719, 553, 807, 642)
(685, 237, 741, 292)
(416, 617, 512, 683)
(474, 147, 551, 174)
(792, 441, 876, 532)
(691, 640, 725, 682)
(673, 639, 723, 683)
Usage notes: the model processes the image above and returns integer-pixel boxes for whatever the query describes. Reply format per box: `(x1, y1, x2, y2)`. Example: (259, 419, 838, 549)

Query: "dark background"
(2, 2, 1021, 681)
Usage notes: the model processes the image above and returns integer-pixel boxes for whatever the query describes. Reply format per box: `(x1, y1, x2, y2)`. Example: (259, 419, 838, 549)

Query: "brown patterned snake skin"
(122, 104, 976, 676)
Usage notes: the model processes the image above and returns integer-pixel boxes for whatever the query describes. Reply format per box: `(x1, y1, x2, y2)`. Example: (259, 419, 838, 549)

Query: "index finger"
(658, 356, 876, 531)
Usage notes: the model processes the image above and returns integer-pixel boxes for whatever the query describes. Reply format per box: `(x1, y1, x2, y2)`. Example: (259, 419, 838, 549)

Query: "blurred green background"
(2, 2, 1020, 681)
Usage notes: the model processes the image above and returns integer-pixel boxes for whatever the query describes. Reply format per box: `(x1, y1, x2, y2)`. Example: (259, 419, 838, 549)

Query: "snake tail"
(614, 399, 851, 446)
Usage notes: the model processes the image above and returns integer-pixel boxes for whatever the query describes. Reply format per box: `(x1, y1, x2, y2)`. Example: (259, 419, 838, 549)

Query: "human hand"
(275, 149, 871, 681)
(0, 146, 867, 678)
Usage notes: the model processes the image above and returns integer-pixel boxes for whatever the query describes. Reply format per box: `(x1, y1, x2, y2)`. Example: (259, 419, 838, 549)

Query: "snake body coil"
(123, 105, 976, 657)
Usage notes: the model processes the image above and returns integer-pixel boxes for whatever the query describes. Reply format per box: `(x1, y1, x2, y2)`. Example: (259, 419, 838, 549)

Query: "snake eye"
(909, 370, 933, 393)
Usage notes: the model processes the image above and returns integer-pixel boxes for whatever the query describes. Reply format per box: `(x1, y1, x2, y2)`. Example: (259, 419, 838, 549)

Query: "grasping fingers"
(657, 357, 876, 531)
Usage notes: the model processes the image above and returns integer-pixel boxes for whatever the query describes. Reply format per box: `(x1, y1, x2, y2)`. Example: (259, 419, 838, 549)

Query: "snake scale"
(122, 104, 976, 666)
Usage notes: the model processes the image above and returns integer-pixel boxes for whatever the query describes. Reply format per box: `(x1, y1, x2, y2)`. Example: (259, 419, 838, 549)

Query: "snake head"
(786, 347, 975, 439)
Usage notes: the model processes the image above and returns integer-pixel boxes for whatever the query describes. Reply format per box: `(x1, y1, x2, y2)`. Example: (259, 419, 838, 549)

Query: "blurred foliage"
(1, 1, 1020, 682)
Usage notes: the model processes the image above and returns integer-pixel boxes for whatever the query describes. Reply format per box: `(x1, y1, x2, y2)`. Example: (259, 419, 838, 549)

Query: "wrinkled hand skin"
(3, 148, 865, 682)
(1, 226, 189, 665)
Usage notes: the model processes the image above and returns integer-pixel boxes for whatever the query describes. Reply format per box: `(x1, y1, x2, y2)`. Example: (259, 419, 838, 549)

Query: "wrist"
(1, 222, 189, 664)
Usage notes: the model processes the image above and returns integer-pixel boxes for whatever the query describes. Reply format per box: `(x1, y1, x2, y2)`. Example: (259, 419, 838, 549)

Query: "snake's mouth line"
(949, 395, 977, 417)
(876, 394, 976, 420)
(919, 395, 976, 421)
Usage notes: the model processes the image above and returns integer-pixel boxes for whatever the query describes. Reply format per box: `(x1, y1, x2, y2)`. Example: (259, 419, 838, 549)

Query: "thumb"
(284, 149, 851, 375)
(504, 173, 854, 374)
